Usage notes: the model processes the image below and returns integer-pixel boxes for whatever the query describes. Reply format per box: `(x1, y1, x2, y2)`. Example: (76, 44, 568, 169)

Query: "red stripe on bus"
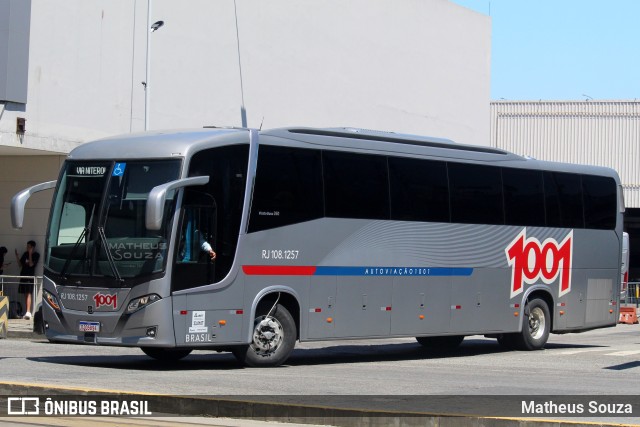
(242, 265, 317, 276)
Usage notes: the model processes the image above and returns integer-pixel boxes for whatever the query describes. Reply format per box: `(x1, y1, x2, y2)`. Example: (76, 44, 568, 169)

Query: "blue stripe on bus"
(313, 266, 473, 277)
(242, 265, 473, 277)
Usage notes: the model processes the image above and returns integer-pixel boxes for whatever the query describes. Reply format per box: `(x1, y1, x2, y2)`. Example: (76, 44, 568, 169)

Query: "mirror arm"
(146, 176, 209, 230)
(11, 181, 57, 229)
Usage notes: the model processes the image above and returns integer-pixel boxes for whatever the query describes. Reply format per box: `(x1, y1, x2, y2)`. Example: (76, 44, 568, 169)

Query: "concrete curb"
(3, 318, 42, 340)
(1, 383, 637, 427)
(5, 326, 41, 340)
(6, 330, 42, 339)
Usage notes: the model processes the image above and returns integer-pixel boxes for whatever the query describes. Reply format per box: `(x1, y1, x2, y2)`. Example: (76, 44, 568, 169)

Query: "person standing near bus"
(0, 246, 9, 275)
(15, 240, 39, 320)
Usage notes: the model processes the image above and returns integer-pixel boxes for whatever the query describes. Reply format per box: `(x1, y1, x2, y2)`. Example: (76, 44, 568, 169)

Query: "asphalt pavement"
(2, 315, 640, 426)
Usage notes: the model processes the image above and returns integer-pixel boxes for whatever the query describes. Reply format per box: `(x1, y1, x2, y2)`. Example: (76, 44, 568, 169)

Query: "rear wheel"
(233, 303, 296, 367)
(141, 347, 192, 361)
(416, 335, 464, 351)
(514, 298, 550, 350)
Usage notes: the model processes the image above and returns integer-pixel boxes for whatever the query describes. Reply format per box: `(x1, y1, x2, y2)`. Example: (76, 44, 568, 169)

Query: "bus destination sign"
(74, 166, 107, 176)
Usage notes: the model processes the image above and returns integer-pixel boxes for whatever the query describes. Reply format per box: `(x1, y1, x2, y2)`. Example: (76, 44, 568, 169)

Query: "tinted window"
(323, 151, 390, 220)
(388, 157, 449, 222)
(172, 193, 217, 291)
(185, 144, 249, 284)
(544, 172, 584, 228)
(502, 168, 545, 226)
(449, 163, 504, 225)
(582, 175, 617, 229)
(249, 146, 324, 232)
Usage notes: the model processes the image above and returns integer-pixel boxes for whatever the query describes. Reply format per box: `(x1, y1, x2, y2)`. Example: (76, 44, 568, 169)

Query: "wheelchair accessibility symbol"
(113, 163, 126, 177)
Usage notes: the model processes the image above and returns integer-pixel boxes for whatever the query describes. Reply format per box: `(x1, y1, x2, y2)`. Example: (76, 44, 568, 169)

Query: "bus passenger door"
(172, 195, 217, 292)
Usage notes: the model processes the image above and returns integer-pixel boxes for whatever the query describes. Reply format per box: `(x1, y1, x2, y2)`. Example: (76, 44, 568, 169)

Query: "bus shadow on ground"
(27, 338, 608, 371)
(286, 339, 608, 367)
(28, 351, 240, 371)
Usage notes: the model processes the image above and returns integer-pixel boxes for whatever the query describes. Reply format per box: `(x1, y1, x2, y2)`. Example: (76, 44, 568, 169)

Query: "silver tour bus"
(12, 127, 625, 367)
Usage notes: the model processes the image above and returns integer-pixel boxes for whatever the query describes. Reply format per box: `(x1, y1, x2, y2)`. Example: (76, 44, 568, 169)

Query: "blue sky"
(451, 0, 640, 101)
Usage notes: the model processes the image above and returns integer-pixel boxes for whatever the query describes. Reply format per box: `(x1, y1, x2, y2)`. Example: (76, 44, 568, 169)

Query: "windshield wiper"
(60, 205, 95, 282)
(98, 226, 123, 284)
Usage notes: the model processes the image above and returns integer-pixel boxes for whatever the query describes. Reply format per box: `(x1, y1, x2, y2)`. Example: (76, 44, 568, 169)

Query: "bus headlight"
(126, 294, 161, 314)
(43, 289, 61, 312)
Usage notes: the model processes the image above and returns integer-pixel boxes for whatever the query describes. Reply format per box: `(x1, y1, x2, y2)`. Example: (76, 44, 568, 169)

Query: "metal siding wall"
(0, 0, 31, 103)
(491, 101, 640, 208)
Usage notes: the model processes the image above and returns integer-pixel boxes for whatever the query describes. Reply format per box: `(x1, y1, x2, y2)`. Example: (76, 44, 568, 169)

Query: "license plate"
(79, 321, 100, 332)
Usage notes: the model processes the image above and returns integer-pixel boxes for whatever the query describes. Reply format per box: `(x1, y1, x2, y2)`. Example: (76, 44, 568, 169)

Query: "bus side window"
(177, 202, 216, 265)
(173, 199, 217, 292)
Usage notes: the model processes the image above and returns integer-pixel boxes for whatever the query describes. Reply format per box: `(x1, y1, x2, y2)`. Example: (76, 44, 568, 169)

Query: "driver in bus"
(198, 233, 216, 260)
(180, 211, 216, 262)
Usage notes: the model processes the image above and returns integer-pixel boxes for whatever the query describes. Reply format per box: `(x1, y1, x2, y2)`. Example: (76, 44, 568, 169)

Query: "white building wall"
(0, 0, 491, 302)
(144, 0, 491, 145)
(0, 155, 64, 306)
(1, 0, 490, 152)
(208, 0, 491, 145)
(491, 100, 640, 207)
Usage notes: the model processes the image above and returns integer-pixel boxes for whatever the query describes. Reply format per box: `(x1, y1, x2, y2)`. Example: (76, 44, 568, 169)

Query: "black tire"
(141, 347, 192, 361)
(33, 306, 45, 335)
(514, 298, 550, 350)
(416, 335, 464, 351)
(232, 303, 296, 367)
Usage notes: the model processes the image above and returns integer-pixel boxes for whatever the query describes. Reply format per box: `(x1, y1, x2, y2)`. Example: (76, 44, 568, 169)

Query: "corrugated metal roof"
(490, 100, 640, 207)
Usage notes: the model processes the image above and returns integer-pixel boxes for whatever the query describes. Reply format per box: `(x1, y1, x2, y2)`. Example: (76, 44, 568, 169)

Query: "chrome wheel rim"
(251, 315, 284, 356)
(528, 307, 545, 340)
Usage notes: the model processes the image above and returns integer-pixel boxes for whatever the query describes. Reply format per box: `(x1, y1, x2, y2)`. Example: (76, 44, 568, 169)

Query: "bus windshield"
(46, 159, 182, 285)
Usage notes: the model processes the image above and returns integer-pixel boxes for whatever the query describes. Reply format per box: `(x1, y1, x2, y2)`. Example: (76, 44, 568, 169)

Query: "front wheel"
(233, 303, 296, 367)
(141, 347, 192, 361)
(515, 298, 550, 350)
